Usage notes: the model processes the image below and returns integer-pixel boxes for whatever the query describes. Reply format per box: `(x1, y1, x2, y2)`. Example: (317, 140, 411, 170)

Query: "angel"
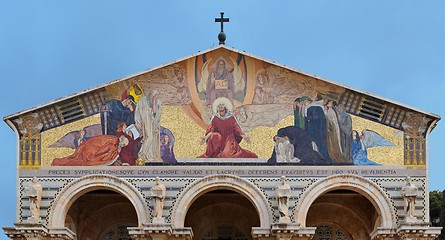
(197, 57, 245, 104)
(233, 104, 293, 132)
(352, 129, 395, 165)
(253, 72, 275, 104)
(49, 124, 102, 149)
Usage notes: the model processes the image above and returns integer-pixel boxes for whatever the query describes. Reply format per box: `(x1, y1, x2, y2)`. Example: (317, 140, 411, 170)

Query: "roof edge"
(3, 45, 226, 121)
(4, 44, 441, 123)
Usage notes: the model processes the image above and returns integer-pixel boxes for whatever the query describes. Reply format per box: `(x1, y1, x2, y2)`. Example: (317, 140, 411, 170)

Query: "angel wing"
(235, 104, 293, 132)
(83, 124, 102, 138)
(361, 129, 395, 149)
(229, 56, 245, 93)
(197, 58, 212, 93)
(49, 124, 103, 149)
(49, 130, 79, 149)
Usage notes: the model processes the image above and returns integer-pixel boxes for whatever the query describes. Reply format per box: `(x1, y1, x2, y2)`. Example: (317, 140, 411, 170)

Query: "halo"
(212, 97, 234, 114)
(211, 56, 233, 70)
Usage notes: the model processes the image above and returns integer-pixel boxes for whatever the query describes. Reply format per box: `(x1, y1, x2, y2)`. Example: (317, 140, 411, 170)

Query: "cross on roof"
(215, 12, 229, 45)
(215, 12, 229, 32)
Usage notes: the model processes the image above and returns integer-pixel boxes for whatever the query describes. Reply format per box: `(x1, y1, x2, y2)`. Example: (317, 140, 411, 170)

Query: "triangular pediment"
(5, 45, 440, 167)
(4, 45, 439, 131)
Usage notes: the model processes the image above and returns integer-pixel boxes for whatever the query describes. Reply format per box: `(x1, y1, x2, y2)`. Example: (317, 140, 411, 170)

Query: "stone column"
(23, 233, 45, 240)
(128, 225, 193, 240)
(3, 223, 75, 240)
(252, 227, 274, 240)
(128, 226, 149, 240)
(128, 234, 149, 240)
(3, 224, 47, 240)
(371, 224, 443, 240)
(397, 224, 442, 240)
(269, 224, 315, 240)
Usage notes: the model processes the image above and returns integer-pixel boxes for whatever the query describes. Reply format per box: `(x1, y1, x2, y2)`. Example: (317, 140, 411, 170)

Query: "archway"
(66, 190, 137, 240)
(171, 175, 272, 230)
(185, 189, 260, 240)
(294, 175, 397, 239)
(48, 175, 150, 231)
(312, 223, 352, 240)
(308, 189, 377, 240)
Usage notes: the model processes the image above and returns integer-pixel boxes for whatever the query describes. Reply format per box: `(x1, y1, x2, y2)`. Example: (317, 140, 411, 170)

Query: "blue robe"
(268, 126, 330, 165)
(305, 106, 331, 162)
(160, 142, 177, 164)
(352, 140, 379, 165)
(159, 127, 177, 164)
(100, 99, 135, 136)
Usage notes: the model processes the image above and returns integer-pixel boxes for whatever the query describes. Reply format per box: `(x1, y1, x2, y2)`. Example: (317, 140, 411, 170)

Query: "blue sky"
(1, 0, 444, 235)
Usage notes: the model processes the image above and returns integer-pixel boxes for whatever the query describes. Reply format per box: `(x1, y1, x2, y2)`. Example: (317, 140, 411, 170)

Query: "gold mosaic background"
(160, 106, 206, 158)
(40, 107, 403, 166)
(41, 115, 101, 166)
(161, 106, 293, 159)
(350, 115, 403, 165)
(164, 106, 403, 163)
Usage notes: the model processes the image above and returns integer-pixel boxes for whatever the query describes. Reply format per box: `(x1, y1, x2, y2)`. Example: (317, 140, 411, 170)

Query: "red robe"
(51, 135, 119, 166)
(116, 131, 141, 165)
(199, 115, 258, 158)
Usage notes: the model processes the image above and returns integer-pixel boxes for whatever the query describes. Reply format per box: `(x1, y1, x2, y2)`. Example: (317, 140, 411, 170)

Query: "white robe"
(135, 94, 162, 162)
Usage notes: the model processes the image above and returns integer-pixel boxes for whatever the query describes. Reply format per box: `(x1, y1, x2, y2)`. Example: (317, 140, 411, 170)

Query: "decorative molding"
(47, 174, 150, 229)
(294, 174, 398, 230)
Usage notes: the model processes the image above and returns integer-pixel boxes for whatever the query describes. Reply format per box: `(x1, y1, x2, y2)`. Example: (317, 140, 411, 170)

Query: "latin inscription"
(25, 166, 423, 178)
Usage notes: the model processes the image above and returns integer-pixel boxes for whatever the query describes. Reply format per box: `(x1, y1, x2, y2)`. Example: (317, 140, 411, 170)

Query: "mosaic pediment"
(6, 46, 438, 169)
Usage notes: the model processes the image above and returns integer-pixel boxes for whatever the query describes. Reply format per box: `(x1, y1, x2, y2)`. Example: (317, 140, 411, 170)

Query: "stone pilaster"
(370, 227, 397, 240)
(397, 223, 442, 240)
(128, 224, 193, 240)
(252, 227, 274, 240)
(370, 224, 443, 240)
(3, 223, 47, 240)
(292, 227, 317, 240)
(270, 224, 316, 240)
(3, 223, 74, 240)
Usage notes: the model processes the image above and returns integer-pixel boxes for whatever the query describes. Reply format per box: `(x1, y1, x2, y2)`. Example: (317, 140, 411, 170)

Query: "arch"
(185, 194, 260, 240)
(171, 174, 273, 228)
(98, 222, 135, 240)
(307, 202, 373, 240)
(294, 174, 397, 229)
(312, 223, 353, 240)
(307, 202, 372, 234)
(48, 174, 150, 229)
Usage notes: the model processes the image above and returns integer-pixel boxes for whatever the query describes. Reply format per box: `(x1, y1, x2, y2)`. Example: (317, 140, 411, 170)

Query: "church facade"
(2, 45, 442, 240)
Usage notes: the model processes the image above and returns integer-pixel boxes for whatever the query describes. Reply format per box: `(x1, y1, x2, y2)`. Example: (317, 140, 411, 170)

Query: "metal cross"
(215, 12, 229, 33)
(215, 12, 229, 45)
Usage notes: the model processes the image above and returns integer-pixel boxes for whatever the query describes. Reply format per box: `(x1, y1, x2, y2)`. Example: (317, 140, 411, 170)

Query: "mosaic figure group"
(269, 95, 393, 165)
(290, 95, 352, 164)
(51, 85, 177, 166)
(48, 55, 396, 166)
